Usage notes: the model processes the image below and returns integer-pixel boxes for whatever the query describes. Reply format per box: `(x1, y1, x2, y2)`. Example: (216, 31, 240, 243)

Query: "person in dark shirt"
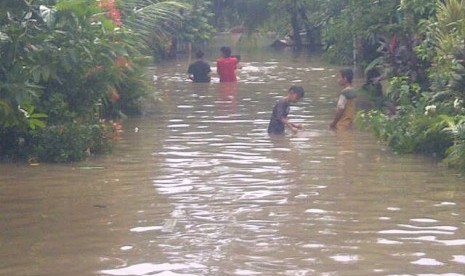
(268, 85, 305, 135)
(187, 50, 211, 83)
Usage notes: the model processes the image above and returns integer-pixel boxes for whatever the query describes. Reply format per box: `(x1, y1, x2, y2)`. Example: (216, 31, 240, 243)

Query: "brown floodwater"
(1, 49, 465, 276)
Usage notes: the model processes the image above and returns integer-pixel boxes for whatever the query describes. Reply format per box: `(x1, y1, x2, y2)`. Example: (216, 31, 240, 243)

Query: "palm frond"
(122, 1, 190, 38)
(436, 0, 465, 33)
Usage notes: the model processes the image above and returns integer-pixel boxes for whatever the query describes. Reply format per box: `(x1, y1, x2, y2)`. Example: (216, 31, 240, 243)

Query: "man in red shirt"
(216, 46, 238, 82)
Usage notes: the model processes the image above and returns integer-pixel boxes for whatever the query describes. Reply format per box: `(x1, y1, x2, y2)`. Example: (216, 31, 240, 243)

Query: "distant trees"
(121, 0, 215, 58)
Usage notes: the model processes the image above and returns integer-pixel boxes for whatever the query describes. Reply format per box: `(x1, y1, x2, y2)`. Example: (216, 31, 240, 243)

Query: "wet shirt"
(336, 87, 357, 130)
(268, 98, 290, 134)
(216, 57, 237, 82)
(187, 60, 211, 83)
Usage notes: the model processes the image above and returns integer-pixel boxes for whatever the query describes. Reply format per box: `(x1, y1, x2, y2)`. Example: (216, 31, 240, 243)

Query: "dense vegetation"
(2, 0, 465, 171)
(348, 0, 465, 171)
(0, 0, 205, 162)
(212, 0, 465, 171)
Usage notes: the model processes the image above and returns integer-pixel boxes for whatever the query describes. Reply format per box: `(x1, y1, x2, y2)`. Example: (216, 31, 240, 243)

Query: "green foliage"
(121, 0, 186, 38)
(357, 109, 453, 158)
(210, 0, 326, 50)
(211, 0, 263, 31)
(29, 122, 115, 163)
(398, 0, 437, 33)
(443, 116, 465, 170)
(323, 0, 401, 65)
(386, 76, 422, 107)
(358, 74, 457, 160)
(424, 0, 465, 115)
(0, 1, 46, 130)
(323, 46, 353, 65)
(177, 1, 215, 45)
(1, 0, 150, 162)
(269, 0, 325, 50)
(18, 105, 48, 130)
(0, 121, 115, 163)
(121, 0, 188, 58)
(0, 128, 29, 161)
(356, 0, 465, 172)
(235, 0, 270, 32)
(1, 0, 148, 125)
(37, 5, 148, 121)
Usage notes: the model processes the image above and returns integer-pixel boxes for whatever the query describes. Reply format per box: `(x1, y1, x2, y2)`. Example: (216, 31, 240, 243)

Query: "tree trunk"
(291, 12, 302, 50)
(298, 7, 317, 51)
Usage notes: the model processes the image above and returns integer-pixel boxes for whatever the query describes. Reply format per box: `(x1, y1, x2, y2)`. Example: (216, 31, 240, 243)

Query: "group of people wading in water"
(187, 46, 357, 135)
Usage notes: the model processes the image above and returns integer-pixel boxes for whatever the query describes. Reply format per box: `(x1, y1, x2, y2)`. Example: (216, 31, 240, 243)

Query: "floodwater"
(1, 49, 465, 276)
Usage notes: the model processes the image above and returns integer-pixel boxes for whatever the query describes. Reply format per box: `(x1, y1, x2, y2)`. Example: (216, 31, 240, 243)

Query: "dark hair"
(220, 46, 232, 57)
(289, 85, 304, 98)
(340, 68, 353, 83)
(195, 50, 204, 59)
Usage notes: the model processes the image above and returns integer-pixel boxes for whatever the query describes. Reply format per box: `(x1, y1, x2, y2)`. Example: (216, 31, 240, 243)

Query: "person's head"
(220, 46, 232, 57)
(365, 68, 380, 82)
(195, 50, 204, 59)
(338, 68, 353, 85)
(288, 85, 304, 102)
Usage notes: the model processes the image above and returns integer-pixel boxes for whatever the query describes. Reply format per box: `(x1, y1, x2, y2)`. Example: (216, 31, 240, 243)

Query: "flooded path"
(1, 50, 465, 276)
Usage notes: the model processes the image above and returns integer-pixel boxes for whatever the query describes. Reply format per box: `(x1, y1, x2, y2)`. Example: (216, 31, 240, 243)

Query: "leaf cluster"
(0, 0, 150, 162)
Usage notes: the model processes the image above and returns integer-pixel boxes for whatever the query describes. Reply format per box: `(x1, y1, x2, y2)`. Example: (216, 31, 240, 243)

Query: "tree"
(357, 0, 465, 171)
(121, 0, 217, 59)
(322, 0, 400, 66)
(209, 0, 272, 33)
(120, 0, 187, 58)
(176, 1, 216, 49)
(422, 0, 465, 110)
(1, 0, 207, 162)
(0, 0, 52, 130)
(0, 0, 150, 161)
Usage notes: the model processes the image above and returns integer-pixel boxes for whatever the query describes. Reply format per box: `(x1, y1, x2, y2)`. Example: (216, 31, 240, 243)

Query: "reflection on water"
(1, 50, 465, 276)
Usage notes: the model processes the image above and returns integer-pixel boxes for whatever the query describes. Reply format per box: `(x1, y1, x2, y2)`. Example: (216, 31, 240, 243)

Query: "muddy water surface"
(1, 50, 465, 276)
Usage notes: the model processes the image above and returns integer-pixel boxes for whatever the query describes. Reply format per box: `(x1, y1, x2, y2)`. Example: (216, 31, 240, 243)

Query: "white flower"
(424, 105, 436, 115)
(18, 105, 30, 118)
(453, 98, 463, 109)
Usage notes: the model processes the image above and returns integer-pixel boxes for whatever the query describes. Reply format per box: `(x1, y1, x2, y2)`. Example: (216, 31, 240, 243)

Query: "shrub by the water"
(30, 122, 115, 163)
(0, 1, 148, 163)
(0, 122, 115, 163)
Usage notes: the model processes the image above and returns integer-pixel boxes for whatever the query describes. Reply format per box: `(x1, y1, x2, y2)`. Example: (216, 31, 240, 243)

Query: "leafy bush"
(29, 122, 115, 163)
(0, 128, 30, 161)
(386, 76, 422, 107)
(0, 121, 115, 163)
(1, 0, 150, 162)
(443, 116, 465, 170)
(357, 109, 453, 158)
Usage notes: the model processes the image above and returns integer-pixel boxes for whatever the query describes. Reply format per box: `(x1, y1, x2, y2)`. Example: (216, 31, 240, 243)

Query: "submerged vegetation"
(1, 0, 465, 170)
